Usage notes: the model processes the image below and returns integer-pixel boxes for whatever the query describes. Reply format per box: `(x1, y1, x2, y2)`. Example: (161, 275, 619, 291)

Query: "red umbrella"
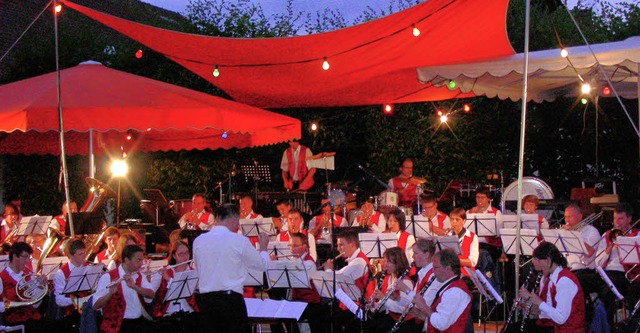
(0, 61, 300, 155)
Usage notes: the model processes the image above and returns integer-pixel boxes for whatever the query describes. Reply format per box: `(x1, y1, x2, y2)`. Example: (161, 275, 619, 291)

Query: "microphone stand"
(357, 164, 391, 190)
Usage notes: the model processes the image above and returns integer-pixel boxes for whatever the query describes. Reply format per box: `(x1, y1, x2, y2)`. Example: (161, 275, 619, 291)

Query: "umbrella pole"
(53, 0, 74, 237)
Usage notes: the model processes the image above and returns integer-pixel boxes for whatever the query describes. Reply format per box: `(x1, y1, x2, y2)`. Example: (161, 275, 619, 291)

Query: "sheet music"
(499, 228, 539, 256)
(164, 269, 199, 303)
(266, 259, 310, 288)
(502, 214, 542, 234)
(429, 235, 460, 254)
(465, 213, 499, 237)
(617, 236, 640, 265)
(260, 241, 292, 257)
(245, 298, 307, 320)
(63, 263, 105, 294)
(240, 218, 275, 237)
(358, 232, 398, 258)
(540, 229, 587, 255)
(406, 215, 433, 238)
(16, 215, 53, 236)
(41, 256, 69, 280)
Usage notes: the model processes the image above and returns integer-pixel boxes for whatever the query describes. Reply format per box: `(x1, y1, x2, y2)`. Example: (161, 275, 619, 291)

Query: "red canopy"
(64, 0, 515, 109)
(0, 61, 300, 155)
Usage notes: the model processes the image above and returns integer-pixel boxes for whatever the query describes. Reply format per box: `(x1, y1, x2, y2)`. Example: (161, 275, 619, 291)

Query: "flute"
(106, 260, 194, 288)
(333, 252, 346, 260)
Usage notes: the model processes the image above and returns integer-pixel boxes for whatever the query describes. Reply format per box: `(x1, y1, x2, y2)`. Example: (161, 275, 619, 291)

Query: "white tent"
(416, 36, 640, 103)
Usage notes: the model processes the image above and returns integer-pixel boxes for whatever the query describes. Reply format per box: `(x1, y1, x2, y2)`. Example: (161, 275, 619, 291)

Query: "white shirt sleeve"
(370, 214, 387, 233)
(53, 269, 73, 307)
(336, 258, 368, 282)
(538, 275, 578, 325)
(242, 238, 269, 272)
(468, 234, 479, 267)
(405, 234, 415, 264)
(382, 279, 414, 313)
(92, 273, 112, 309)
(429, 286, 471, 331)
(280, 151, 289, 171)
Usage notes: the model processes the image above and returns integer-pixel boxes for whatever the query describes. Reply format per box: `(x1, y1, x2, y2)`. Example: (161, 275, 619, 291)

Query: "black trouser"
(120, 317, 157, 333)
(198, 291, 250, 333)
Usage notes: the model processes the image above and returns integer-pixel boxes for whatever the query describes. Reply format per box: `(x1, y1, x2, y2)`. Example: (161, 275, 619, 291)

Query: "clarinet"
(501, 269, 536, 333)
(373, 267, 412, 313)
(519, 273, 542, 332)
(388, 275, 436, 333)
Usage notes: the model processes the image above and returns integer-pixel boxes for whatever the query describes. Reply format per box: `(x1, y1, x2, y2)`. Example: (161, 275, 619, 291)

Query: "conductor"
(193, 204, 269, 333)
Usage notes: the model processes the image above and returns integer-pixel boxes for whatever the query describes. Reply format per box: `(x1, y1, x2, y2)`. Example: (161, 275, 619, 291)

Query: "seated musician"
(387, 158, 421, 210)
(386, 239, 442, 332)
(53, 239, 90, 330)
(420, 195, 450, 236)
(309, 199, 347, 243)
(410, 248, 472, 333)
(522, 195, 549, 230)
(1, 203, 20, 246)
(25, 233, 45, 262)
(594, 203, 639, 329)
(385, 208, 415, 263)
(177, 193, 214, 231)
(275, 199, 292, 232)
(51, 201, 78, 235)
(351, 199, 387, 233)
(153, 241, 199, 333)
(280, 139, 316, 191)
(518, 242, 587, 333)
(93, 244, 158, 333)
(322, 231, 370, 332)
(239, 195, 263, 220)
(561, 205, 600, 294)
(0, 242, 48, 331)
(106, 232, 141, 271)
(368, 247, 414, 333)
(94, 227, 120, 264)
(277, 209, 317, 266)
(449, 208, 479, 274)
(467, 186, 503, 262)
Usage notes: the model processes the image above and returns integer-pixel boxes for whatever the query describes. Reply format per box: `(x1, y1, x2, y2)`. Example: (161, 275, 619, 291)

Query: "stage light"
(447, 80, 456, 90)
(222, 131, 228, 139)
(322, 58, 330, 71)
(440, 114, 448, 123)
(121, 152, 127, 158)
(581, 82, 591, 94)
(310, 123, 318, 131)
(463, 104, 471, 113)
(602, 86, 611, 96)
(54, 4, 62, 13)
(560, 48, 568, 58)
(412, 24, 420, 37)
(135, 49, 143, 59)
(581, 98, 588, 105)
(111, 159, 128, 177)
(213, 65, 220, 77)
(436, 110, 443, 116)
(383, 104, 394, 114)
(125, 133, 132, 141)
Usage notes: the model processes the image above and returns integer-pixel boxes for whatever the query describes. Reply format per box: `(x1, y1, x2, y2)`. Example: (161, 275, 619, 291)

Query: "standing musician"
(368, 247, 414, 333)
(51, 201, 78, 235)
(449, 208, 479, 274)
(518, 242, 587, 333)
(0, 242, 45, 330)
(410, 248, 472, 333)
(94, 227, 120, 264)
(239, 195, 262, 220)
(193, 204, 270, 333)
(388, 158, 422, 210)
(386, 239, 442, 332)
(594, 203, 639, 329)
(53, 239, 90, 330)
(153, 241, 199, 333)
(93, 244, 158, 333)
(281, 139, 316, 191)
(352, 199, 387, 233)
(420, 195, 450, 236)
(177, 193, 214, 231)
(386, 208, 415, 264)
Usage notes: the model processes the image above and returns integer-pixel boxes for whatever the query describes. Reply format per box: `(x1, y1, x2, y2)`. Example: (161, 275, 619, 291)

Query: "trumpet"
(388, 275, 436, 333)
(372, 266, 411, 313)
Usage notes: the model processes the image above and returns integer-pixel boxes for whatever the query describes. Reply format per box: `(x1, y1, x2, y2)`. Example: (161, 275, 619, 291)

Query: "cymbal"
(397, 175, 426, 185)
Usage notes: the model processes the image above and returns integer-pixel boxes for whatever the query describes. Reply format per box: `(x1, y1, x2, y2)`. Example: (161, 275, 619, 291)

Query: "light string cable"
(0, 1, 54, 64)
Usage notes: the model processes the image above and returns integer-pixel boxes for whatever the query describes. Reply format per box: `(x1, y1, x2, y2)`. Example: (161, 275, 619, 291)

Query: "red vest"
(95, 249, 113, 263)
(314, 214, 343, 228)
(380, 274, 412, 321)
(291, 253, 321, 304)
(277, 229, 307, 242)
(427, 278, 471, 333)
(354, 251, 371, 290)
(549, 268, 586, 333)
(100, 269, 145, 333)
(391, 178, 417, 207)
(458, 231, 476, 276)
(54, 214, 67, 234)
(152, 267, 199, 318)
(433, 212, 448, 229)
(411, 267, 435, 324)
(397, 231, 410, 251)
(60, 262, 92, 316)
(286, 146, 309, 181)
(0, 268, 41, 325)
(195, 212, 212, 230)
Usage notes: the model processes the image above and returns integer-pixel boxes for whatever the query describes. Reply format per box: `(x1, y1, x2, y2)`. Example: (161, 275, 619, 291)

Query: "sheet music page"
(274, 300, 307, 320)
(0, 255, 8, 271)
(244, 298, 264, 318)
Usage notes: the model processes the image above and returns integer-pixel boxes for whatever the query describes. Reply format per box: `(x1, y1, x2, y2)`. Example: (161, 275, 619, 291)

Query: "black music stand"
(500, 228, 539, 264)
(438, 180, 471, 207)
(540, 229, 587, 256)
(619, 236, 640, 270)
(406, 215, 433, 238)
(143, 189, 170, 225)
(164, 270, 199, 304)
(244, 267, 265, 288)
(265, 260, 310, 289)
(63, 263, 105, 294)
(68, 212, 103, 235)
(264, 241, 292, 258)
(358, 233, 397, 259)
(241, 164, 271, 195)
(465, 214, 499, 238)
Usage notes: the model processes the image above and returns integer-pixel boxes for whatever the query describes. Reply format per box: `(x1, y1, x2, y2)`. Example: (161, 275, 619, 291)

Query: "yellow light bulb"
(412, 26, 420, 37)
(322, 58, 330, 71)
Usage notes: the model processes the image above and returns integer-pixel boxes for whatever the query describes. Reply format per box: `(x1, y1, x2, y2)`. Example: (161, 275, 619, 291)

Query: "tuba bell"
(80, 177, 116, 213)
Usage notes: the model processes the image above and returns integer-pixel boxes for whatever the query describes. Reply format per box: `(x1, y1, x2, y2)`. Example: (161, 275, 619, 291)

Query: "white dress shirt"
(0, 266, 41, 313)
(567, 224, 601, 270)
(538, 266, 579, 325)
(94, 266, 155, 319)
(53, 262, 85, 307)
(193, 226, 268, 294)
(351, 213, 387, 233)
(178, 210, 215, 230)
(328, 249, 368, 283)
(427, 276, 471, 332)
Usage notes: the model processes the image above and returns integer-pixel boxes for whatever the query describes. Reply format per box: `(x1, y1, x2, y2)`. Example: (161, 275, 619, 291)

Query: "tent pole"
(89, 129, 95, 178)
(514, 0, 532, 318)
(54, 0, 74, 237)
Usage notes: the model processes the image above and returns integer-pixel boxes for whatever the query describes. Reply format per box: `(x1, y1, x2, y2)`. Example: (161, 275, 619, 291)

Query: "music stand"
(499, 228, 539, 258)
(540, 229, 587, 256)
(245, 298, 307, 321)
(16, 215, 52, 237)
(262, 241, 291, 258)
(465, 214, 499, 237)
(266, 260, 310, 289)
(240, 164, 271, 194)
(430, 235, 461, 253)
(63, 263, 105, 294)
(464, 267, 503, 333)
(41, 257, 69, 280)
(618, 236, 640, 280)
(0, 255, 8, 271)
(143, 189, 170, 225)
(358, 233, 398, 258)
(163, 270, 199, 303)
(502, 214, 541, 234)
(244, 267, 265, 287)
(406, 215, 434, 238)
(240, 218, 275, 238)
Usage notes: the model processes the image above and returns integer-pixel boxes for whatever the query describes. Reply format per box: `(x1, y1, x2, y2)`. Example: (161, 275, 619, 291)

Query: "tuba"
(80, 178, 116, 213)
